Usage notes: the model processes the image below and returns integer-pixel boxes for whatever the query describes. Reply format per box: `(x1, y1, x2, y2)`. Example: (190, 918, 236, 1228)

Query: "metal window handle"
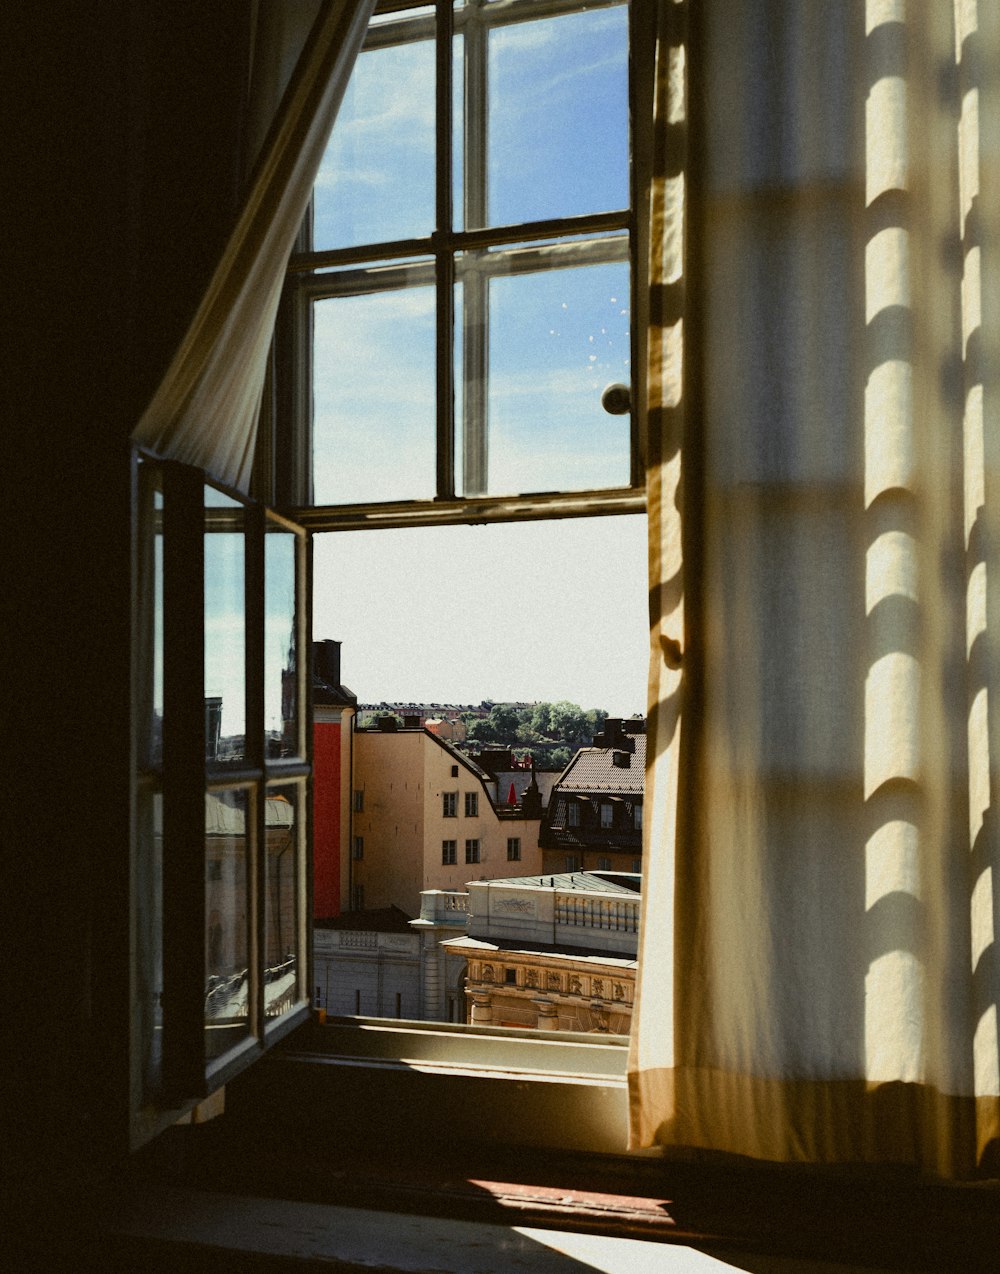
(601, 382, 631, 415)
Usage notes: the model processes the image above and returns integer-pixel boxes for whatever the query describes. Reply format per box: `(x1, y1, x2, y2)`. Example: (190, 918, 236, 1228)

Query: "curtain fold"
(131, 0, 375, 493)
(630, 0, 1000, 1178)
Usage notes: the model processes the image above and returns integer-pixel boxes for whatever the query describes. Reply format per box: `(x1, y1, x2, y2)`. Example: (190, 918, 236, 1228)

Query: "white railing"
(554, 893, 639, 935)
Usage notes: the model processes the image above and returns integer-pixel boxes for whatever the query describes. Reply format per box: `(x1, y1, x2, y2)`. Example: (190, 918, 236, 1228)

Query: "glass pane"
(205, 788, 252, 1061)
(313, 287, 437, 504)
(137, 784, 163, 1097)
(487, 6, 629, 227)
(205, 488, 246, 765)
(452, 31, 463, 231)
(265, 784, 302, 1021)
(461, 259, 631, 496)
(265, 524, 298, 759)
(137, 464, 163, 771)
(314, 38, 435, 249)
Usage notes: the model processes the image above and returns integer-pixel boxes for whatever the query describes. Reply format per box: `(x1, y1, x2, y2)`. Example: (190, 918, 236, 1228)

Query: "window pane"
(205, 788, 252, 1062)
(136, 467, 164, 772)
(205, 489, 246, 765)
(137, 784, 163, 1097)
(313, 287, 437, 504)
(313, 39, 435, 249)
(477, 260, 631, 496)
(265, 524, 298, 758)
(487, 7, 628, 227)
(265, 784, 301, 1021)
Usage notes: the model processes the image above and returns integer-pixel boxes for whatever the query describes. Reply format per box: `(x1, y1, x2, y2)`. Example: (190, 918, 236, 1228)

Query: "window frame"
(465, 837, 481, 864)
(279, 0, 647, 530)
(442, 838, 457, 865)
(442, 790, 458, 817)
(131, 451, 312, 1148)
(251, 0, 658, 1165)
(506, 836, 520, 862)
(464, 790, 478, 817)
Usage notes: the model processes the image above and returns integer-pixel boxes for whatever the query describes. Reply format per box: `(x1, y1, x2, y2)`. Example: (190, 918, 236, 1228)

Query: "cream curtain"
(630, 0, 1000, 1178)
(131, 0, 375, 493)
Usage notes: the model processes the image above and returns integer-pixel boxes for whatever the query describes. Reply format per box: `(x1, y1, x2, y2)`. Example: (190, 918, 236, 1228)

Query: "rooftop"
(555, 733, 646, 795)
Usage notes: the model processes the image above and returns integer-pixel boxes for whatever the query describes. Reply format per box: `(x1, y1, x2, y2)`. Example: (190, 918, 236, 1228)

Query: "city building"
(312, 640, 357, 919)
(441, 872, 640, 1033)
(351, 719, 545, 917)
(539, 719, 645, 875)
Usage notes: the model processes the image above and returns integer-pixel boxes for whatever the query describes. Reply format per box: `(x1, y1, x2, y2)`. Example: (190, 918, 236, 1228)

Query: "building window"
(451, 765, 459, 777)
(465, 839, 480, 864)
(632, 858, 641, 874)
(465, 791, 478, 817)
(507, 837, 521, 862)
(443, 791, 457, 817)
(633, 802, 642, 830)
(565, 855, 580, 872)
(352, 884, 365, 911)
(442, 839, 457, 865)
(597, 857, 611, 871)
(352, 836, 364, 860)
(505, 968, 517, 986)
(567, 802, 581, 828)
(600, 803, 613, 829)
(353, 789, 364, 812)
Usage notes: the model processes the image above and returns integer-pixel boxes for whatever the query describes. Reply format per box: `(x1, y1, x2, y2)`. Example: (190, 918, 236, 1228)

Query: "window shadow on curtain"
(630, 0, 1000, 1179)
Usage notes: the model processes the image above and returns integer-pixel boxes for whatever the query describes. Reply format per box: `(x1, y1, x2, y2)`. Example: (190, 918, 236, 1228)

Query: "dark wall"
(3, 0, 254, 1208)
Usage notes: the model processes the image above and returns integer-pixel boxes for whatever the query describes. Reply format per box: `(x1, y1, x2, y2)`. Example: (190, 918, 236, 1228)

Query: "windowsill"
(53, 1018, 996, 1273)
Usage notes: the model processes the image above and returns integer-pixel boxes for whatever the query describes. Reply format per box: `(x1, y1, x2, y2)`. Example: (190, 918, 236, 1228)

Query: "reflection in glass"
(265, 784, 301, 1020)
(314, 39, 435, 249)
(137, 465, 164, 771)
(265, 526, 298, 758)
(205, 488, 246, 764)
(487, 7, 628, 228)
(477, 260, 631, 496)
(138, 785, 163, 1097)
(313, 287, 437, 504)
(205, 788, 252, 1061)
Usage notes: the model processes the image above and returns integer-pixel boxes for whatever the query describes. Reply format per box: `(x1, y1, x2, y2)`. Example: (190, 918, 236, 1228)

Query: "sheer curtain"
(630, 0, 1000, 1178)
(131, 0, 374, 493)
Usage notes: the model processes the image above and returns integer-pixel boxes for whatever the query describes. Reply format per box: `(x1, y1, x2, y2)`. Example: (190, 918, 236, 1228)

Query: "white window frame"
(506, 836, 520, 861)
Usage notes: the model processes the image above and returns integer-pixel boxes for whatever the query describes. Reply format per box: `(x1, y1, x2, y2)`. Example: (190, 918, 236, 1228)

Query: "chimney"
(379, 716, 398, 732)
(313, 639, 342, 689)
(403, 714, 421, 730)
(595, 718, 633, 751)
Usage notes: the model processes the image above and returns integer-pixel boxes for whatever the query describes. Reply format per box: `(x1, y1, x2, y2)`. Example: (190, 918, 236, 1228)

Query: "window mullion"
(462, 0, 489, 498)
(436, 1, 455, 500)
(246, 504, 267, 1048)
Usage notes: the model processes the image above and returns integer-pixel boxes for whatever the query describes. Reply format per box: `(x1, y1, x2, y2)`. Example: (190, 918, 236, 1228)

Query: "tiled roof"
(556, 734, 646, 794)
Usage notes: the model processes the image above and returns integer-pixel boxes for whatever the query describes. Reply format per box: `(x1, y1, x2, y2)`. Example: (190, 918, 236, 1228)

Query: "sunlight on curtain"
(630, 0, 1000, 1177)
(131, 0, 375, 493)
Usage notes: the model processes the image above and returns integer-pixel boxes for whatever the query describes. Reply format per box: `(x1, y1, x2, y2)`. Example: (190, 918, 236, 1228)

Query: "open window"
(132, 456, 311, 1145)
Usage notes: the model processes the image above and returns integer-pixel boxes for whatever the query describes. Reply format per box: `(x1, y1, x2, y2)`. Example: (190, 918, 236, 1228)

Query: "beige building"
(350, 722, 543, 917)
(442, 872, 640, 1034)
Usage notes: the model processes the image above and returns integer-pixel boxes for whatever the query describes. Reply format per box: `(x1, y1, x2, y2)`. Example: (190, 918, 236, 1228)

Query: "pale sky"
(312, 514, 648, 715)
